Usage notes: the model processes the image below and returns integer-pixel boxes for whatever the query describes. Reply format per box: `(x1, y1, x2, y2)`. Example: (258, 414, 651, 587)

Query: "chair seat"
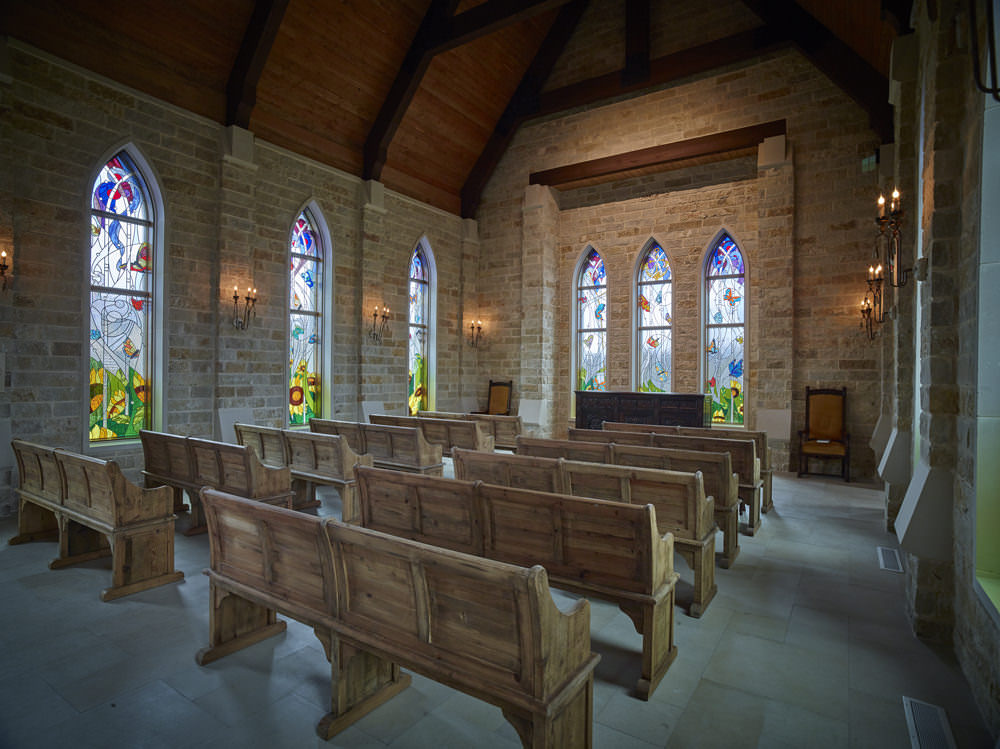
(801, 440, 847, 457)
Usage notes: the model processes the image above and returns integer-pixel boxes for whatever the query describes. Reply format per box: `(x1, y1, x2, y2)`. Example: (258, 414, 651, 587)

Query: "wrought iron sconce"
(368, 306, 389, 344)
(860, 264, 883, 340)
(875, 189, 909, 288)
(468, 319, 483, 348)
(0, 250, 9, 291)
(232, 285, 257, 330)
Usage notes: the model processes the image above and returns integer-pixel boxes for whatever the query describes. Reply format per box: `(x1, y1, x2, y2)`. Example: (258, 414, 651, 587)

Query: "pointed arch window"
(408, 245, 429, 414)
(289, 211, 324, 425)
(89, 151, 156, 442)
(576, 248, 607, 391)
(636, 241, 672, 392)
(704, 233, 746, 424)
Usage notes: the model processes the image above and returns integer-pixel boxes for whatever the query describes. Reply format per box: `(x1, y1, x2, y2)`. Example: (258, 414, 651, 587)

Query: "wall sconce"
(468, 319, 483, 348)
(860, 264, 883, 341)
(232, 285, 257, 330)
(0, 250, 9, 291)
(860, 294, 875, 340)
(876, 189, 909, 288)
(368, 306, 389, 344)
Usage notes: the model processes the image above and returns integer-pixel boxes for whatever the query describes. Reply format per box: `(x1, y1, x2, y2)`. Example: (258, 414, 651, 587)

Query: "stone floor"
(0, 469, 995, 748)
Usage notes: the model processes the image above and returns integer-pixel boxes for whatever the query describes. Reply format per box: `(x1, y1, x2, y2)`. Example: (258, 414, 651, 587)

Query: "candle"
(891, 189, 899, 213)
(877, 194, 885, 218)
(868, 265, 874, 281)
(875, 264, 883, 279)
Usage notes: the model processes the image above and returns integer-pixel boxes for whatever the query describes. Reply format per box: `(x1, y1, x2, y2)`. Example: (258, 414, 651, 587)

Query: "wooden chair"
(474, 380, 513, 415)
(798, 386, 850, 481)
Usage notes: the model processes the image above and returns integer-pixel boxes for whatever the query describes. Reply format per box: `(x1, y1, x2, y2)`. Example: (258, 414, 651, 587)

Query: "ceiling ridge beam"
(740, 0, 893, 141)
(364, 0, 573, 182)
(226, 0, 290, 129)
(529, 119, 787, 187)
(460, 0, 591, 217)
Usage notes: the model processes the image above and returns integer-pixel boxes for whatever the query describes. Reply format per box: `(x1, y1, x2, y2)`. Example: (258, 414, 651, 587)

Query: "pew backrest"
(515, 436, 612, 463)
(140, 430, 195, 484)
(310, 419, 442, 474)
(283, 430, 372, 479)
(568, 427, 653, 446)
(201, 487, 594, 706)
(370, 413, 493, 455)
(57, 449, 171, 527)
(188, 437, 292, 499)
(603, 421, 771, 473)
(12, 439, 64, 504)
(234, 423, 288, 468)
(309, 419, 365, 454)
(452, 448, 565, 494)
(419, 411, 523, 450)
(648, 433, 759, 486)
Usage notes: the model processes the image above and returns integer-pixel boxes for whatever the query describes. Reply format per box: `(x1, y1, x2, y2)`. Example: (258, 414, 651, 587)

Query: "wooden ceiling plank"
(528, 120, 786, 187)
(226, 0, 291, 128)
(460, 0, 591, 217)
(363, 0, 462, 181)
(740, 0, 893, 141)
(440, 0, 575, 52)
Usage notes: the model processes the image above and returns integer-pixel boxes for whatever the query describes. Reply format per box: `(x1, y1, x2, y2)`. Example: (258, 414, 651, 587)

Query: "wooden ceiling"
(1, 0, 908, 217)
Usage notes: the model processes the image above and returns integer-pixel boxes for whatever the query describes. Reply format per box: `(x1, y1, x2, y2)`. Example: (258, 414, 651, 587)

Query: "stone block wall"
(478, 42, 882, 476)
(0, 41, 475, 513)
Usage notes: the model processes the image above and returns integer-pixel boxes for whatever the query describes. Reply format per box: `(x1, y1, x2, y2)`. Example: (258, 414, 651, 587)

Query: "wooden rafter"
(622, 0, 651, 86)
(460, 0, 590, 217)
(529, 120, 787, 187)
(363, 0, 576, 181)
(226, 0, 290, 129)
(741, 0, 893, 141)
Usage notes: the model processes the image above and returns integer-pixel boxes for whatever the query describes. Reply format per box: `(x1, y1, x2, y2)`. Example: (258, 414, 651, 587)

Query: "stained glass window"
(408, 245, 429, 415)
(289, 211, 323, 425)
(704, 234, 745, 424)
(636, 242, 672, 392)
(89, 152, 154, 442)
(577, 248, 607, 391)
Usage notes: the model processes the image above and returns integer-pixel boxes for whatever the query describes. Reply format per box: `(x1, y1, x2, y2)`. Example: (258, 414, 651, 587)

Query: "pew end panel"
(10, 439, 63, 544)
(139, 429, 194, 514)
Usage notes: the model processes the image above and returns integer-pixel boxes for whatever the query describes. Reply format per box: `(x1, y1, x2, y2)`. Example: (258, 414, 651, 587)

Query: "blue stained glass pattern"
(288, 211, 322, 425)
(705, 235, 745, 424)
(637, 243, 672, 392)
(409, 246, 429, 414)
(89, 152, 153, 442)
(577, 248, 607, 391)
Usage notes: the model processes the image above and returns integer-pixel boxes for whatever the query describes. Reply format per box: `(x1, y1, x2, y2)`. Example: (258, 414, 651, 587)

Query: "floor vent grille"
(878, 546, 904, 573)
(902, 696, 956, 749)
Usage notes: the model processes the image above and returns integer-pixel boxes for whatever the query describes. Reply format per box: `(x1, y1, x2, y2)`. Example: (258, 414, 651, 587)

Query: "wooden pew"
(353, 466, 679, 698)
(418, 410, 523, 450)
(515, 436, 740, 568)
(570, 427, 763, 536)
(234, 424, 373, 510)
(10, 440, 183, 601)
(140, 430, 293, 535)
(452, 448, 716, 618)
(309, 418, 443, 475)
(196, 489, 598, 746)
(369, 413, 494, 456)
(604, 421, 774, 513)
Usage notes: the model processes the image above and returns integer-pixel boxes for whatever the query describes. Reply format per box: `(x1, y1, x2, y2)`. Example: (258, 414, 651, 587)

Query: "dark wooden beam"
(741, 0, 893, 141)
(443, 0, 576, 53)
(226, 0, 290, 128)
(460, 0, 591, 217)
(880, 0, 914, 34)
(538, 24, 789, 116)
(364, 0, 572, 181)
(622, 0, 651, 87)
(529, 120, 786, 187)
(364, 0, 459, 182)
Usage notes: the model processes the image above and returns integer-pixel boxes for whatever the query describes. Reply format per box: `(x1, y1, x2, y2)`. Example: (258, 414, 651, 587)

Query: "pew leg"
(741, 485, 762, 536)
(49, 517, 111, 570)
(101, 525, 184, 602)
(9, 498, 59, 545)
(717, 506, 740, 569)
(183, 490, 208, 536)
(290, 478, 321, 511)
(679, 536, 718, 618)
(762, 471, 773, 513)
(502, 667, 595, 749)
(619, 592, 678, 700)
(313, 631, 411, 740)
(195, 582, 287, 665)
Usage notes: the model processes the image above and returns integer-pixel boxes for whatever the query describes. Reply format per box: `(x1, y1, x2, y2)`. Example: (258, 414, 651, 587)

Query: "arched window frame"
(408, 238, 436, 415)
(86, 145, 165, 446)
(574, 246, 608, 395)
(703, 231, 747, 425)
(634, 239, 673, 392)
(288, 202, 333, 426)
